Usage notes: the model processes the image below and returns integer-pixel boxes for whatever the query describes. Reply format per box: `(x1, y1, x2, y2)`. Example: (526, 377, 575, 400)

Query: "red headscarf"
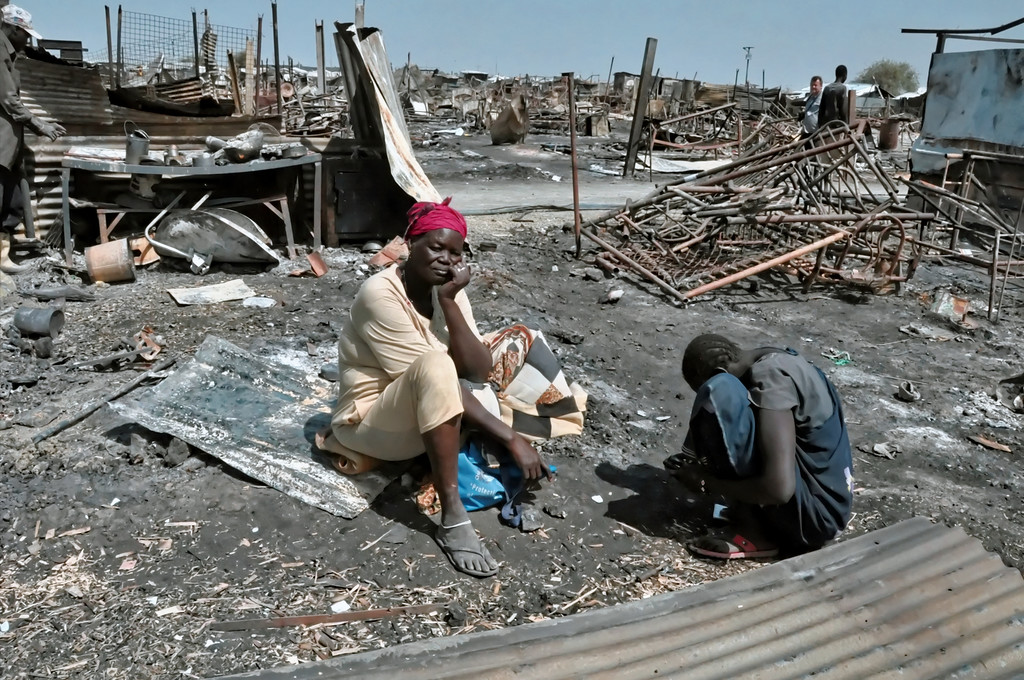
(405, 196, 468, 241)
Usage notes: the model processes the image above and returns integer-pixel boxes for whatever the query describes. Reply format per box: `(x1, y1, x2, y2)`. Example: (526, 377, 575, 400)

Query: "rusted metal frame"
(690, 137, 855, 190)
(580, 227, 691, 304)
(829, 140, 896, 208)
(654, 208, 707, 243)
(907, 179, 1013, 248)
(683, 208, 895, 300)
(752, 162, 798, 195)
(618, 214, 675, 260)
(652, 137, 741, 152)
(900, 180, 972, 236)
(846, 131, 902, 198)
(787, 164, 827, 213)
(666, 187, 710, 210)
(660, 102, 737, 128)
(832, 203, 901, 271)
(581, 190, 677, 232)
(626, 243, 682, 281)
(804, 146, 861, 193)
(656, 134, 812, 190)
(828, 166, 870, 214)
(692, 201, 795, 219)
(675, 185, 756, 195)
(994, 199, 1024, 320)
(965, 173, 1019, 235)
(721, 211, 934, 226)
(671, 219, 720, 253)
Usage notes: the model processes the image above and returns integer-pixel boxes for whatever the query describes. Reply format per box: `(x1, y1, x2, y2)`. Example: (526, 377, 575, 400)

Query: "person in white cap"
(0, 4, 65, 273)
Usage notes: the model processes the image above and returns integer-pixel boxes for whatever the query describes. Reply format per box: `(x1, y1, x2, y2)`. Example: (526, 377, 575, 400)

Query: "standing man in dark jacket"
(818, 64, 849, 130)
(0, 4, 65, 273)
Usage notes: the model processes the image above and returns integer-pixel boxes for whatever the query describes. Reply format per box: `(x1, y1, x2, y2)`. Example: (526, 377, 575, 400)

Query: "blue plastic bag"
(457, 441, 507, 511)
(456, 439, 555, 525)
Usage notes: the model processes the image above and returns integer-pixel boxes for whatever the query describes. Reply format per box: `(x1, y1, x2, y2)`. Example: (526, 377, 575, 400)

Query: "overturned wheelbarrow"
(146, 208, 281, 274)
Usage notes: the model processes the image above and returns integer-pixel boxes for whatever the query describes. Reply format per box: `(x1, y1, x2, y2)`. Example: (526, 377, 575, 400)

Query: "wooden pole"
(115, 5, 122, 89)
(192, 10, 199, 79)
(255, 15, 263, 110)
(564, 71, 582, 258)
(315, 20, 326, 97)
(272, 0, 283, 116)
(104, 6, 114, 88)
(622, 37, 657, 178)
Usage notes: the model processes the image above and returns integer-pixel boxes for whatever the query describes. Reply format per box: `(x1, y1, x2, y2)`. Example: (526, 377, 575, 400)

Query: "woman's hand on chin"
(438, 262, 471, 300)
(507, 433, 552, 482)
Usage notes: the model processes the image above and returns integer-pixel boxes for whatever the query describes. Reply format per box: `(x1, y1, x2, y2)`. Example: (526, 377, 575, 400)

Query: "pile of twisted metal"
(578, 117, 1023, 318)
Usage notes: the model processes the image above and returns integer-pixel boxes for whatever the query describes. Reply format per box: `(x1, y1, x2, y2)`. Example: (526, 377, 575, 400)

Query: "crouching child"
(669, 333, 854, 559)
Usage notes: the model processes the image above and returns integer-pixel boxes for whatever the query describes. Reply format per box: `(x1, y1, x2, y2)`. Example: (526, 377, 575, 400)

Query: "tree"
(856, 60, 919, 95)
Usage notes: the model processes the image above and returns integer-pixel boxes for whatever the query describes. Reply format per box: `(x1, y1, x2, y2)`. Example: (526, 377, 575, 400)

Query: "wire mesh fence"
(89, 9, 258, 88)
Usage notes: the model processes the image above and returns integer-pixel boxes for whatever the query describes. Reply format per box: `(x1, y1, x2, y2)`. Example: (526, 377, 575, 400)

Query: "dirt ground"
(2, 122, 1023, 678)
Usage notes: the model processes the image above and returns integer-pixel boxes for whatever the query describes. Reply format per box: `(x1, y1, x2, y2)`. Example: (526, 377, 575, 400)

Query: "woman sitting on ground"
(669, 333, 854, 559)
(327, 198, 584, 578)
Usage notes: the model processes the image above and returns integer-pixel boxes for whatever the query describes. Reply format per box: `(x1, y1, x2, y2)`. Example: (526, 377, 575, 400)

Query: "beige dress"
(330, 265, 481, 462)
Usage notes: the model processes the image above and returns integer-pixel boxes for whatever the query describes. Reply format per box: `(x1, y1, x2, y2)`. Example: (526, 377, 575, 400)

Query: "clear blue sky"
(25, 0, 1024, 91)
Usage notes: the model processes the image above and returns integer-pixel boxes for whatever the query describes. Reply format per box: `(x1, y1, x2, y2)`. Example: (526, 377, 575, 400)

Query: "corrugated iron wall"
(219, 518, 1024, 679)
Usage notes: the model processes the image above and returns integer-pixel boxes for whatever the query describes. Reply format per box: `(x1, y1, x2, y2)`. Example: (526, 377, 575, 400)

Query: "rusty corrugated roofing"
(218, 517, 1024, 679)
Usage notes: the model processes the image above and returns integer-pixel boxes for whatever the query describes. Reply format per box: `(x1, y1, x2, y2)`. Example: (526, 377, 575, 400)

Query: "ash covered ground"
(1, 123, 1023, 678)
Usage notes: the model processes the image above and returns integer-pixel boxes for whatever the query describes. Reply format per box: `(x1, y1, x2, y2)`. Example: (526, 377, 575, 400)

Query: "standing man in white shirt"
(798, 75, 823, 141)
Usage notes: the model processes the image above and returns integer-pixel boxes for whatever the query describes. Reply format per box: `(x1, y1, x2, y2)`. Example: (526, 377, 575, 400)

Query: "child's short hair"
(682, 333, 741, 390)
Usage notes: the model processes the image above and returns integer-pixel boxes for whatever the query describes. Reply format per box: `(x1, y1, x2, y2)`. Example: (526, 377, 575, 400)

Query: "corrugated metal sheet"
(911, 48, 1024, 174)
(336, 23, 440, 203)
(18, 57, 112, 127)
(155, 77, 206, 104)
(110, 335, 397, 518)
(218, 517, 1024, 679)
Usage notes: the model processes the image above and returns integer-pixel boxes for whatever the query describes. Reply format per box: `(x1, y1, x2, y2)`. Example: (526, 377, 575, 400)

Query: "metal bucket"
(878, 119, 900, 151)
(125, 123, 150, 165)
(13, 307, 64, 338)
(85, 238, 136, 283)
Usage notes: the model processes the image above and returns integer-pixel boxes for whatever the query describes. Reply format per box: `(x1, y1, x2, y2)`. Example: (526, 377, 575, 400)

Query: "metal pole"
(272, 0, 283, 117)
(315, 20, 326, 98)
(622, 37, 657, 178)
(564, 72, 582, 258)
(989, 230, 1001, 321)
(192, 10, 199, 79)
(994, 200, 1024, 321)
(104, 6, 114, 89)
(115, 5, 122, 89)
